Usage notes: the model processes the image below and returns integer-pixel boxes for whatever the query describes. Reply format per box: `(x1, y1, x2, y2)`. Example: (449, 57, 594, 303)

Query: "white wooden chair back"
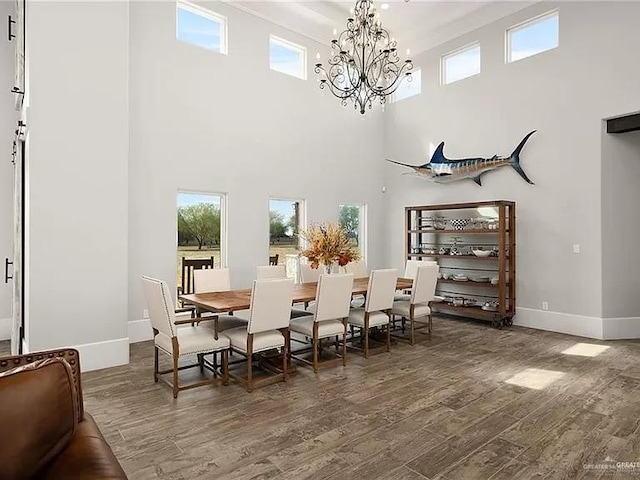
(411, 264, 439, 305)
(248, 278, 294, 334)
(141, 276, 176, 338)
(300, 262, 322, 284)
(365, 269, 398, 312)
(256, 265, 286, 280)
(314, 274, 354, 323)
(194, 268, 231, 293)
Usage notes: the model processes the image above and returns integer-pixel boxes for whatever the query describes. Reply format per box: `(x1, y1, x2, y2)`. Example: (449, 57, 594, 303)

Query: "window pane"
(392, 69, 422, 103)
(339, 205, 361, 248)
(269, 199, 304, 279)
(508, 12, 559, 62)
(177, 192, 223, 291)
(443, 44, 480, 85)
(177, 3, 225, 54)
(270, 37, 306, 79)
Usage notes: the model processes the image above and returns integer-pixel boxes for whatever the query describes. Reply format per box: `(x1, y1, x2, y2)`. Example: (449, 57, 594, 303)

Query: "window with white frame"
(269, 199, 305, 280)
(339, 204, 367, 262)
(441, 43, 481, 85)
(507, 11, 559, 63)
(176, 1, 227, 54)
(176, 191, 227, 290)
(269, 36, 307, 80)
(392, 69, 421, 103)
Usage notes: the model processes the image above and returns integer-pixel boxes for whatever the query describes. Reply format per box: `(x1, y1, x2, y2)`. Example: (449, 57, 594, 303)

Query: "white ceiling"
(228, 0, 537, 55)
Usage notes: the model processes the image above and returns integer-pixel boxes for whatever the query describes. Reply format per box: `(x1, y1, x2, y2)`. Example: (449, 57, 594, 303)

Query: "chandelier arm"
(314, 0, 413, 114)
(374, 62, 413, 95)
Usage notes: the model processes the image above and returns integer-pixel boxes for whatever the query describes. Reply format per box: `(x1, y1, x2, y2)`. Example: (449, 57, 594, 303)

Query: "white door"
(10, 134, 23, 355)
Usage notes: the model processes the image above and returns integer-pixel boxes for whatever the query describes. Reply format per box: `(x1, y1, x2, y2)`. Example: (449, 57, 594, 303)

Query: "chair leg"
(410, 314, 415, 346)
(153, 346, 159, 383)
(364, 315, 370, 359)
(312, 334, 319, 374)
(386, 322, 391, 352)
(429, 314, 433, 338)
(246, 354, 253, 393)
(283, 328, 289, 382)
(172, 354, 179, 398)
(198, 353, 204, 373)
(342, 319, 347, 367)
(222, 350, 229, 386)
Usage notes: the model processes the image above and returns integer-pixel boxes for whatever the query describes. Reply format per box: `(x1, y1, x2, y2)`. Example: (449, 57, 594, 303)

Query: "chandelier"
(314, 0, 413, 114)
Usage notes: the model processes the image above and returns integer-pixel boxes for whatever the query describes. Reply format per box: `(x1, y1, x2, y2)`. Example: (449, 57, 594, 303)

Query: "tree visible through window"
(177, 192, 224, 289)
(269, 199, 304, 270)
(339, 204, 366, 260)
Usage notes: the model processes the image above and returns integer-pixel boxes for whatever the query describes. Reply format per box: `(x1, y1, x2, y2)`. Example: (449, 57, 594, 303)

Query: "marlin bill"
(387, 131, 536, 186)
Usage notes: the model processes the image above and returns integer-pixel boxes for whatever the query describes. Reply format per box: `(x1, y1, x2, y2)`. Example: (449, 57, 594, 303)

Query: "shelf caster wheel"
(491, 318, 503, 329)
(504, 317, 513, 327)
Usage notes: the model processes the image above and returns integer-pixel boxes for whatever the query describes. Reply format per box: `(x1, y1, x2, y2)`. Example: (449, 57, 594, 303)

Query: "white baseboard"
(514, 308, 604, 339)
(71, 337, 129, 372)
(128, 311, 196, 344)
(0, 317, 10, 341)
(128, 318, 153, 343)
(602, 317, 640, 340)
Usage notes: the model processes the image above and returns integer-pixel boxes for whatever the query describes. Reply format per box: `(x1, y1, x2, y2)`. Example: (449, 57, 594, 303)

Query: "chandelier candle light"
(314, 0, 413, 114)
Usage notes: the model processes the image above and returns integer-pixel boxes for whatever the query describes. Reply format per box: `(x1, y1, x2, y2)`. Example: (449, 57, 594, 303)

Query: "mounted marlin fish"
(387, 130, 536, 186)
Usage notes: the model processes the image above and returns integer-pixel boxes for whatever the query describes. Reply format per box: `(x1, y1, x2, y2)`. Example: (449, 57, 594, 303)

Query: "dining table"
(179, 276, 414, 338)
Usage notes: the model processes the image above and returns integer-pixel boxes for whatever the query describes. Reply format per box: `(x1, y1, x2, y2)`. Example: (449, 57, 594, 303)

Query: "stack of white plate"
(469, 276, 490, 283)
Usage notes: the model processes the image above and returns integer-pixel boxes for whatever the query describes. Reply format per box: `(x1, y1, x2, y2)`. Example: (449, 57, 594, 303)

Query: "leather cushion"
(39, 413, 128, 480)
(0, 358, 78, 480)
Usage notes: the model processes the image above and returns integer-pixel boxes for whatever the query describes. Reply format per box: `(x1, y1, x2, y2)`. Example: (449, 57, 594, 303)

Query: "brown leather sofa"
(0, 349, 128, 480)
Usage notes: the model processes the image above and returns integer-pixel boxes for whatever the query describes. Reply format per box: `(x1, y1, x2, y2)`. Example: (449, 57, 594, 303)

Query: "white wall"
(0, 1, 16, 340)
(602, 130, 640, 319)
(127, 2, 384, 322)
(383, 2, 640, 337)
(25, 2, 129, 369)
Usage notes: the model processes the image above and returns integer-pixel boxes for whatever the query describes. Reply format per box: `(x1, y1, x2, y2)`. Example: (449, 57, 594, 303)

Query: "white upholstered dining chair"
(299, 262, 322, 284)
(290, 273, 354, 372)
(256, 265, 286, 280)
(344, 260, 368, 278)
(347, 269, 398, 358)
(223, 278, 294, 392)
(395, 260, 438, 301)
(141, 276, 230, 398)
(193, 268, 247, 333)
(391, 264, 439, 345)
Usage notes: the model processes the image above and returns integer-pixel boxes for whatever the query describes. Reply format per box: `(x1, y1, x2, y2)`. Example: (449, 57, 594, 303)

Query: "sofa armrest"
(0, 348, 84, 422)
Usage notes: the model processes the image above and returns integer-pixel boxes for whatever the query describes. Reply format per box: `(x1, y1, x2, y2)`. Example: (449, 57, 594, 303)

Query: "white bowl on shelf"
(472, 249, 492, 257)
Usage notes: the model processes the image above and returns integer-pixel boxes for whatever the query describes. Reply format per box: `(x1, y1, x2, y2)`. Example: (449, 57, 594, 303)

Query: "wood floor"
(8, 318, 640, 479)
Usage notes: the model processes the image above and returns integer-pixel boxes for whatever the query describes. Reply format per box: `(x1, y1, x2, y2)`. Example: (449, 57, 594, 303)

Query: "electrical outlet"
(573, 244, 580, 254)
(542, 302, 549, 311)
(143, 309, 149, 319)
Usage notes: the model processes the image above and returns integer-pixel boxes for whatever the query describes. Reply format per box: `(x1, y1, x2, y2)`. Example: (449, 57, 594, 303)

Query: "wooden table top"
(180, 277, 413, 314)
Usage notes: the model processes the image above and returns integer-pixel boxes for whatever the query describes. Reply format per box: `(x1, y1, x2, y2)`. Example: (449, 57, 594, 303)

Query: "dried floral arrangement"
(298, 222, 360, 270)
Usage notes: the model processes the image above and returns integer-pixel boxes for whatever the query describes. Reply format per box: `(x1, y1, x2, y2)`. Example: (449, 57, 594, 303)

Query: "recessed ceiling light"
(381, 3, 390, 10)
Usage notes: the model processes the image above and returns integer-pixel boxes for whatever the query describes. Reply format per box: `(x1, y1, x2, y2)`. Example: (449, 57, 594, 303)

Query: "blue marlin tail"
(509, 130, 536, 185)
